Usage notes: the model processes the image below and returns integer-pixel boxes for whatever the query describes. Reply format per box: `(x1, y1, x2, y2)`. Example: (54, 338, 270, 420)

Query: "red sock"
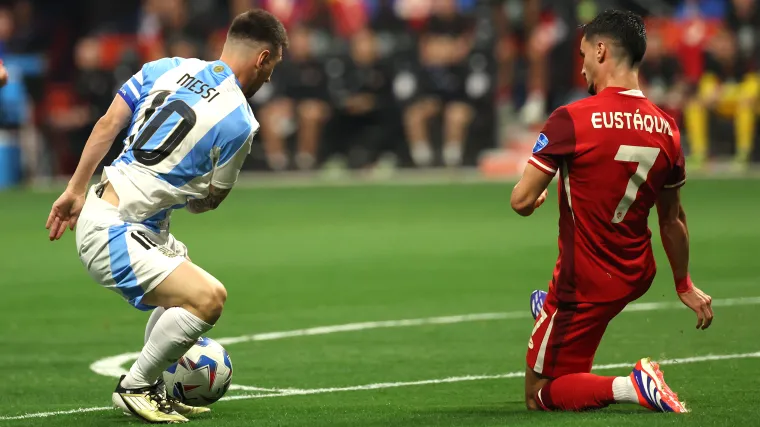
(536, 374, 615, 411)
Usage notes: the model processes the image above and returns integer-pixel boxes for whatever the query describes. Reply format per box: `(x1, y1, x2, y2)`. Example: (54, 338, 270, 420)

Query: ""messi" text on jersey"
(176, 73, 221, 103)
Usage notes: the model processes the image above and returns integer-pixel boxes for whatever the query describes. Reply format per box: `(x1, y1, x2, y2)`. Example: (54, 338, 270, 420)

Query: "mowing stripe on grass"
(4, 351, 760, 421)
(224, 350, 760, 401)
(90, 296, 760, 379)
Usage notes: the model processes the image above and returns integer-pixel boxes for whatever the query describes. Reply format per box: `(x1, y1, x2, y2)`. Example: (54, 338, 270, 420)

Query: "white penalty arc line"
(4, 350, 760, 421)
(90, 296, 760, 379)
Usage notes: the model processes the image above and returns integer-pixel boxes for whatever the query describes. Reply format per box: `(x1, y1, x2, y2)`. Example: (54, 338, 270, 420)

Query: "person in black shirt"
(684, 28, 758, 169)
(328, 28, 399, 169)
(57, 37, 120, 172)
(727, 0, 760, 71)
(257, 25, 330, 170)
(639, 31, 687, 118)
(405, 0, 475, 167)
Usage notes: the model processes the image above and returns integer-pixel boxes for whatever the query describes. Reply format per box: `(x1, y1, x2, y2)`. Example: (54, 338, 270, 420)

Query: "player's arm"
(511, 165, 552, 216)
(46, 95, 132, 241)
(186, 128, 254, 214)
(186, 185, 232, 214)
(656, 188, 689, 281)
(67, 96, 132, 193)
(510, 107, 575, 217)
(656, 187, 713, 329)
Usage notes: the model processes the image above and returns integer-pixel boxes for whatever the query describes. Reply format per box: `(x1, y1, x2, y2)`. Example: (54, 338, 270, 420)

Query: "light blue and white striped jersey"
(105, 57, 258, 231)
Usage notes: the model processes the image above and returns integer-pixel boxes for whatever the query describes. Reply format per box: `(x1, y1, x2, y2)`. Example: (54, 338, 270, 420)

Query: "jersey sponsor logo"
(532, 133, 549, 153)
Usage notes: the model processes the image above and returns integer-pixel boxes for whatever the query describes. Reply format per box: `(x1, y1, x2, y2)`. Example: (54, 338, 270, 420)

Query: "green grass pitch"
(0, 178, 758, 426)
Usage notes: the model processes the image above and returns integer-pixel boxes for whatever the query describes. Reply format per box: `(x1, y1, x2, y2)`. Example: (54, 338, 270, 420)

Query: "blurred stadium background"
(0, 0, 758, 189)
(3, 2, 760, 425)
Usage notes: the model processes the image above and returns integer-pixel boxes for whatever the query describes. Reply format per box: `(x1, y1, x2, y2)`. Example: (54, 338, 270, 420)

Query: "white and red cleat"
(630, 357, 689, 413)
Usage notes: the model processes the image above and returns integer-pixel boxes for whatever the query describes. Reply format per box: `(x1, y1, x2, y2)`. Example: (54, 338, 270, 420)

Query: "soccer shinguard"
(122, 307, 213, 389)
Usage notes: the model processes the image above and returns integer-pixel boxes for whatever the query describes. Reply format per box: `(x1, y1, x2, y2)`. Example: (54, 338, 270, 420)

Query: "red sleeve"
(664, 128, 686, 189)
(527, 107, 576, 176)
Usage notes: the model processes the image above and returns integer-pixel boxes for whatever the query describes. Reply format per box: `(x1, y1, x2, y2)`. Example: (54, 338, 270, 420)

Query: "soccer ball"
(163, 337, 233, 406)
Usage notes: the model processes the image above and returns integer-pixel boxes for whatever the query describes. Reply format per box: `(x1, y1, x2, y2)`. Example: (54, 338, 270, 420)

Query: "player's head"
(580, 10, 646, 95)
(222, 9, 288, 98)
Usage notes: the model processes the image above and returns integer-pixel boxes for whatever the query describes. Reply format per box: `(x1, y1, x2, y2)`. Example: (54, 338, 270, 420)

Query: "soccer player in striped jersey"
(46, 10, 287, 424)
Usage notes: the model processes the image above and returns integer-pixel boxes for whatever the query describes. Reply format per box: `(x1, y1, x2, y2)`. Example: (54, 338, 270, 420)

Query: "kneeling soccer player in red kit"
(510, 10, 713, 413)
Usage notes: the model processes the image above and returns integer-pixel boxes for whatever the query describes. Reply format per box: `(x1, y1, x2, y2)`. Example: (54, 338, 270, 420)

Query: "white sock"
(411, 143, 433, 167)
(442, 143, 463, 167)
(612, 376, 638, 404)
(144, 307, 166, 345)
(295, 152, 315, 170)
(142, 307, 167, 390)
(122, 307, 213, 389)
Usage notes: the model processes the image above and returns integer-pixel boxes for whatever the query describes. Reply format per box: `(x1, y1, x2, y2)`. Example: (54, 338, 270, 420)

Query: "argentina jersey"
(105, 57, 258, 231)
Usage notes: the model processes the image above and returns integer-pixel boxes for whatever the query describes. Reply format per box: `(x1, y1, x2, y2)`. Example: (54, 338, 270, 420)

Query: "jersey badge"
(213, 65, 225, 73)
(532, 133, 549, 153)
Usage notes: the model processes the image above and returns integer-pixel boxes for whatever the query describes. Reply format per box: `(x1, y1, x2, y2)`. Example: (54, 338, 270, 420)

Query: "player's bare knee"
(297, 101, 328, 122)
(189, 282, 227, 324)
(207, 283, 227, 319)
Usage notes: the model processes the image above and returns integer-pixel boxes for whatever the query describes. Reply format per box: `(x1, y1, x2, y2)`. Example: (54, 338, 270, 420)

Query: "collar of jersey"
(213, 60, 244, 89)
(601, 86, 646, 98)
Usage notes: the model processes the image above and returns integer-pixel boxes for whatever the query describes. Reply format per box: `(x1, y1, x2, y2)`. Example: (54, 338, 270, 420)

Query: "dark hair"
(582, 10, 646, 67)
(228, 9, 289, 50)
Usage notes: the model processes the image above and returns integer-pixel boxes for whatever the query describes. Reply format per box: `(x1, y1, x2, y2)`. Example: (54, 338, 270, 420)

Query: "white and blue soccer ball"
(163, 337, 233, 406)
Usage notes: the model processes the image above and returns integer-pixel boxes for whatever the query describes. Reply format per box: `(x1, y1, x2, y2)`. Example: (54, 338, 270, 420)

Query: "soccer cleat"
(112, 375, 189, 424)
(168, 396, 212, 416)
(630, 358, 689, 413)
(530, 290, 547, 320)
(155, 378, 211, 416)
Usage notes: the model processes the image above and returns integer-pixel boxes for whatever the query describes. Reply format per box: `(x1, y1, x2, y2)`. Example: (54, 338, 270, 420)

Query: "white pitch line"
(0, 407, 113, 421)
(4, 350, 760, 421)
(226, 384, 288, 393)
(90, 295, 760, 379)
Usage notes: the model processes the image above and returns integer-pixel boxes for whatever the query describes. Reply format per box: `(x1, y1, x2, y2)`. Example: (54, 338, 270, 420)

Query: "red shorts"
(525, 290, 630, 378)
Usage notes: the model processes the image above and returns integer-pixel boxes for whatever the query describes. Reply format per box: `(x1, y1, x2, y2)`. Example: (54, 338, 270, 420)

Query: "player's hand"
(534, 189, 548, 210)
(46, 189, 85, 241)
(678, 285, 713, 330)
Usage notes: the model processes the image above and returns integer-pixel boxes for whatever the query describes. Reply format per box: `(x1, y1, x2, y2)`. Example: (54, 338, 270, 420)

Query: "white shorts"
(76, 185, 188, 311)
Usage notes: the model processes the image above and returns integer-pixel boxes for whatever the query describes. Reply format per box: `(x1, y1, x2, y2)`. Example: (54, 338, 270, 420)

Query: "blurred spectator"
(54, 38, 120, 168)
(728, 0, 760, 69)
(368, 0, 407, 33)
(405, 0, 474, 167)
(325, 28, 399, 169)
(685, 28, 757, 170)
(258, 25, 330, 171)
(166, 35, 202, 59)
(2, 0, 758, 184)
(639, 29, 688, 119)
(675, 0, 726, 20)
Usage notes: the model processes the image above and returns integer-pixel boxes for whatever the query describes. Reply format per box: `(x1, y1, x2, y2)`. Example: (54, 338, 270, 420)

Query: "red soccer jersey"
(527, 87, 686, 304)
